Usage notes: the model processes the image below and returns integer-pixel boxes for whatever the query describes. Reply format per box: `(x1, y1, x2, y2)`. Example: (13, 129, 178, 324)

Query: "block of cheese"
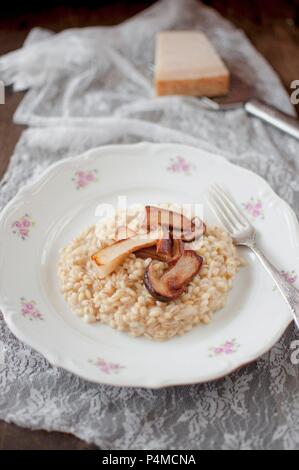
(155, 31, 230, 97)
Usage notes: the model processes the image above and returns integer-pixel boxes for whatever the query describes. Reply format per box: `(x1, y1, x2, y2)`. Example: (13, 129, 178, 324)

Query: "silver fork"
(207, 183, 299, 329)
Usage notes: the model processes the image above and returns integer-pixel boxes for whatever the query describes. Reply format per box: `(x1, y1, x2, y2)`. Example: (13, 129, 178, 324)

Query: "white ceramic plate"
(0, 143, 298, 388)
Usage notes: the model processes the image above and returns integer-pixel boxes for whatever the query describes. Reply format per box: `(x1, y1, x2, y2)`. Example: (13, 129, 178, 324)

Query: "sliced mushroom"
(136, 238, 184, 263)
(135, 246, 171, 262)
(115, 225, 136, 240)
(144, 250, 203, 302)
(91, 229, 160, 278)
(156, 236, 173, 257)
(145, 206, 205, 242)
(170, 239, 185, 264)
(92, 253, 129, 279)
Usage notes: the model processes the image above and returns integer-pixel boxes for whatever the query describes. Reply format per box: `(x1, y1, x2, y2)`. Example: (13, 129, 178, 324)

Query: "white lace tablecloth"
(1, 0, 299, 450)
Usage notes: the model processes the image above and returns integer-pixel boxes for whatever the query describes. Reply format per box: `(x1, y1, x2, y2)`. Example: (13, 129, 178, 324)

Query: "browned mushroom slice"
(91, 230, 160, 278)
(135, 246, 170, 262)
(136, 238, 184, 263)
(170, 239, 184, 264)
(145, 206, 204, 242)
(115, 225, 136, 240)
(171, 216, 206, 242)
(156, 236, 173, 257)
(145, 205, 191, 233)
(144, 250, 203, 302)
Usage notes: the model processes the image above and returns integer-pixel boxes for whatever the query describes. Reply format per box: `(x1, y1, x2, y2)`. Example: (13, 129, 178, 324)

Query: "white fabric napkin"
(1, 0, 299, 450)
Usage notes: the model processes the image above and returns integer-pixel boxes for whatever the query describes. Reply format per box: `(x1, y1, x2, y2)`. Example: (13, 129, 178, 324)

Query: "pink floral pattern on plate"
(12, 214, 35, 240)
(167, 156, 195, 176)
(20, 297, 43, 321)
(89, 357, 124, 374)
(72, 169, 98, 189)
(209, 339, 239, 357)
(242, 198, 264, 219)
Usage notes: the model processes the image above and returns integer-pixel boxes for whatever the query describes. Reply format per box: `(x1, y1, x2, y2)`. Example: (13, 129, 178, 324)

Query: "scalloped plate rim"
(0, 141, 298, 388)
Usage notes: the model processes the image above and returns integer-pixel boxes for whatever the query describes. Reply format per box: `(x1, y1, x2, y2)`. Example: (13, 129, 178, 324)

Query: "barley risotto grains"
(58, 205, 243, 340)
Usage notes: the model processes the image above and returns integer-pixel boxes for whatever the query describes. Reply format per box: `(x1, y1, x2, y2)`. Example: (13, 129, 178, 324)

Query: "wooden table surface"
(0, 0, 299, 450)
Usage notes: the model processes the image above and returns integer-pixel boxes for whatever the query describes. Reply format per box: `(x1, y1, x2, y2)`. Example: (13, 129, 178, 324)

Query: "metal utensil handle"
(251, 244, 299, 328)
(245, 98, 299, 140)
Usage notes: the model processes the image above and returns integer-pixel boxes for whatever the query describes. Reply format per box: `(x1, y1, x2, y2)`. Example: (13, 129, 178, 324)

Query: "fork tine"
(212, 184, 249, 226)
(206, 191, 233, 234)
(209, 186, 244, 230)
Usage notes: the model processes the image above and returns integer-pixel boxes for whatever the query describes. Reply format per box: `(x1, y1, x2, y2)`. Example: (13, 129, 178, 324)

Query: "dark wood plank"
(0, 420, 97, 450)
(0, 1, 156, 180)
(0, 0, 298, 450)
(0, 90, 25, 180)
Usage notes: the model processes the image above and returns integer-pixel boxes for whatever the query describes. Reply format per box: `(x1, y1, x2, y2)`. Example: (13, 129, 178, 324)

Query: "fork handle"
(250, 244, 299, 328)
(245, 98, 299, 141)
